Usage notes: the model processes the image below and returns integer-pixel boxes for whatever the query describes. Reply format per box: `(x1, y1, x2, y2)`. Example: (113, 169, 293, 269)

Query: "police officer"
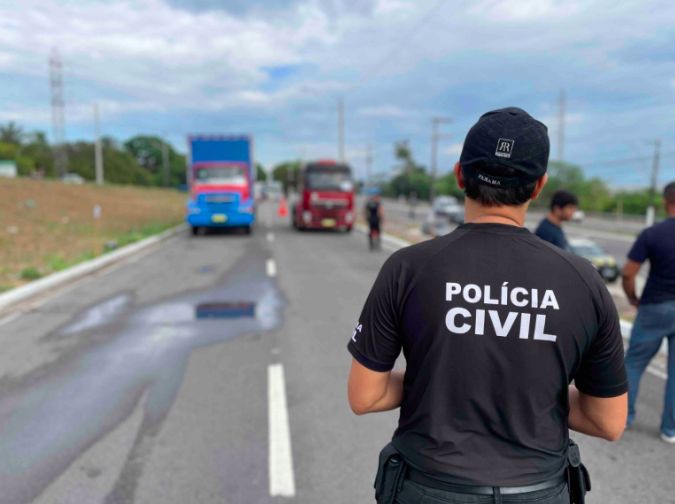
(347, 107, 628, 504)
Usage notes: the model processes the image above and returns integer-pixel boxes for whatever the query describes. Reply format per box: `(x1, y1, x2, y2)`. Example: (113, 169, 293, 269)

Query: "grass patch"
(0, 178, 186, 290)
(116, 222, 175, 248)
(0, 285, 13, 293)
(20, 267, 43, 281)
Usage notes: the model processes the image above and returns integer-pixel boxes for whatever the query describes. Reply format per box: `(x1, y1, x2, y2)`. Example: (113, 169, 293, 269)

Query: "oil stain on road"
(0, 239, 284, 504)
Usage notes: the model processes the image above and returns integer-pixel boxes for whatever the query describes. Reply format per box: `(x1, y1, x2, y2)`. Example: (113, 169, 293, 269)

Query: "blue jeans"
(625, 300, 675, 436)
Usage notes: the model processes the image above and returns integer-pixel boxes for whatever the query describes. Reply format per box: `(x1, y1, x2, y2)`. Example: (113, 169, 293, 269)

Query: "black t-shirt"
(534, 218, 568, 251)
(348, 223, 627, 487)
(366, 201, 381, 224)
(627, 218, 675, 305)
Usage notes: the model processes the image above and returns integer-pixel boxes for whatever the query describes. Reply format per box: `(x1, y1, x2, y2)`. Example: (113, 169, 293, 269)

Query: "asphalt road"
(0, 202, 671, 503)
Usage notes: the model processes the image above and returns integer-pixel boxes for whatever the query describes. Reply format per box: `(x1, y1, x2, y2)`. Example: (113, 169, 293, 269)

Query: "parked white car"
(433, 196, 462, 219)
(61, 173, 85, 185)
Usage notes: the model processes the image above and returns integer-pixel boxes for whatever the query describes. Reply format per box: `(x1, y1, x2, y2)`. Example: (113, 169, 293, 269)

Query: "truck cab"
(292, 160, 354, 231)
(186, 136, 255, 234)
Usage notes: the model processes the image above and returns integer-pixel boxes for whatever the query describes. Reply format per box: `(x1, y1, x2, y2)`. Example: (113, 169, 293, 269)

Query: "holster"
(374, 443, 407, 504)
(566, 439, 592, 504)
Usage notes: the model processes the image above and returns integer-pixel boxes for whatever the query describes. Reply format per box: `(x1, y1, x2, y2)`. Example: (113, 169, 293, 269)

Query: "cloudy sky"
(1, 0, 675, 186)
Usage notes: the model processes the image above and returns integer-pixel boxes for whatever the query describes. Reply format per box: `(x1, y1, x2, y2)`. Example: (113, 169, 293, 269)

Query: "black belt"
(407, 467, 566, 496)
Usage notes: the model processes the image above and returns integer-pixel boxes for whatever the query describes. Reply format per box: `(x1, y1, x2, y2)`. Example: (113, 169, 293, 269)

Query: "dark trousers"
(395, 480, 570, 504)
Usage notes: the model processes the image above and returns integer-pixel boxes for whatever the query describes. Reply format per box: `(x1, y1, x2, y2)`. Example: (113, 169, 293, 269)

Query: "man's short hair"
(664, 181, 675, 203)
(462, 162, 538, 207)
(550, 190, 579, 211)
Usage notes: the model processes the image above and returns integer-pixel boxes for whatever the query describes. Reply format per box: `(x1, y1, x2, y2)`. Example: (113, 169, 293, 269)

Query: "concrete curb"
(354, 223, 663, 354)
(0, 223, 187, 312)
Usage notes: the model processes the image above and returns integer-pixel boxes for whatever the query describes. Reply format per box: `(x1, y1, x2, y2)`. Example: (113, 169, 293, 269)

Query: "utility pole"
(162, 132, 169, 187)
(338, 97, 345, 163)
(558, 89, 566, 163)
(49, 48, 68, 176)
(93, 104, 103, 185)
(646, 139, 661, 226)
(365, 144, 373, 188)
(430, 117, 452, 203)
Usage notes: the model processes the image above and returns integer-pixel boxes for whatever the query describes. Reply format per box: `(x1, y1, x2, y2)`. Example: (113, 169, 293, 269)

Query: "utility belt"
(374, 440, 591, 504)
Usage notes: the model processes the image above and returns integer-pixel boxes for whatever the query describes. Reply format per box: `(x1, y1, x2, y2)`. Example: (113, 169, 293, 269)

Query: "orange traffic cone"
(278, 196, 289, 217)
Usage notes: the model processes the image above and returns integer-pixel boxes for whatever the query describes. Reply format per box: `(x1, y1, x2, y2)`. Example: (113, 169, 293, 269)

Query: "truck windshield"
(195, 166, 246, 185)
(306, 171, 353, 192)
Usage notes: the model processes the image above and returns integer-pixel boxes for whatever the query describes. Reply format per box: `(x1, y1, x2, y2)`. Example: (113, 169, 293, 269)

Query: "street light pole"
(430, 117, 452, 203)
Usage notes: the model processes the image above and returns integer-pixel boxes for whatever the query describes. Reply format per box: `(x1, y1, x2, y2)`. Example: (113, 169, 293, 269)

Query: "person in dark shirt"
(534, 190, 579, 250)
(623, 181, 675, 444)
(365, 194, 384, 250)
(347, 107, 627, 504)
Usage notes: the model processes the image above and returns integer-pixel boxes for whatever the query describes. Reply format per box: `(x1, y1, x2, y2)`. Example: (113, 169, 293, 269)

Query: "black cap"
(460, 107, 550, 188)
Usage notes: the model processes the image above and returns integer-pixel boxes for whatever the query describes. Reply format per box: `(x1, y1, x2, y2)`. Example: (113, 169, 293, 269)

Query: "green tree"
(124, 136, 186, 187)
(272, 161, 301, 193)
(256, 163, 267, 181)
(0, 121, 24, 145)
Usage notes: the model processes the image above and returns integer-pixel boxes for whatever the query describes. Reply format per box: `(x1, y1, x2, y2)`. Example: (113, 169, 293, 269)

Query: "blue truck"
(186, 135, 255, 235)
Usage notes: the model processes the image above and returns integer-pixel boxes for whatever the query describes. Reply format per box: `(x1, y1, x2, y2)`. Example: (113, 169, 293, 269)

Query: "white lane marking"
(268, 364, 296, 497)
(0, 312, 21, 328)
(647, 365, 668, 380)
(266, 232, 274, 242)
(266, 259, 277, 277)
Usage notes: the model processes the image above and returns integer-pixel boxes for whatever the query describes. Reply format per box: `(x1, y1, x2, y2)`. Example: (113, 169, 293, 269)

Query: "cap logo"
(495, 138, 514, 158)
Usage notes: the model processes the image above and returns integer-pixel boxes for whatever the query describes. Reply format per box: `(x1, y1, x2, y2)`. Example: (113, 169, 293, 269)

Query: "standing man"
(347, 108, 627, 504)
(534, 190, 579, 250)
(622, 181, 675, 443)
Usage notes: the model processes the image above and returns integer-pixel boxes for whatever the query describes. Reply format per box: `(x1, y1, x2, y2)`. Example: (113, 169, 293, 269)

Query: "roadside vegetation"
(0, 178, 185, 291)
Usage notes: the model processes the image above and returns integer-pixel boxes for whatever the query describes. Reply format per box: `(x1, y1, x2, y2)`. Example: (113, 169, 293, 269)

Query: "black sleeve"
(347, 255, 403, 372)
(574, 283, 629, 398)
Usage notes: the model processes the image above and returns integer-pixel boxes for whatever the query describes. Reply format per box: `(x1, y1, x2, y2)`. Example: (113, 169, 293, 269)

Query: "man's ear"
(454, 162, 465, 189)
(531, 174, 548, 201)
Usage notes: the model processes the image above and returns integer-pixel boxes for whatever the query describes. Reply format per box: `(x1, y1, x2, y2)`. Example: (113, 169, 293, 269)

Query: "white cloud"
(358, 105, 406, 117)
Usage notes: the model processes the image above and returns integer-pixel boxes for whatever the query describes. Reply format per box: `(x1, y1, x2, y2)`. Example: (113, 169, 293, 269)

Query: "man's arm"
(568, 385, 627, 441)
(348, 358, 404, 415)
(622, 259, 642, 307)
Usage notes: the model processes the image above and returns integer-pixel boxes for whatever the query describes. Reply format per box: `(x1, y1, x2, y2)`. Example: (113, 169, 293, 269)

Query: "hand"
(629, 297, 640, 308)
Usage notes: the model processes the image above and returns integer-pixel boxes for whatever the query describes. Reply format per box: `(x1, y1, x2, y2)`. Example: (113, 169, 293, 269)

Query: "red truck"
(292, 160, 355, 232)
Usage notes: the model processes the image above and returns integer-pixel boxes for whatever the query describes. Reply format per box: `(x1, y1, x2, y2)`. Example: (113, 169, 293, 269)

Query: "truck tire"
(191, 226, 199, 236)
(345, 226, 353, 233)
(244, 225, 252, 235)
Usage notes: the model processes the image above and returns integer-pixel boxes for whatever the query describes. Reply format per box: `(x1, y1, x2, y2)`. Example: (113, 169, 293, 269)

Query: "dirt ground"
(0, 178, 187, 290)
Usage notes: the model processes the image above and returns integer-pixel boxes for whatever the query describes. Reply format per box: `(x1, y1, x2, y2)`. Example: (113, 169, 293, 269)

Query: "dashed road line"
(266, 232, 275, 242)
(266, 259, 277, 277)
(268, 363, 296, 497)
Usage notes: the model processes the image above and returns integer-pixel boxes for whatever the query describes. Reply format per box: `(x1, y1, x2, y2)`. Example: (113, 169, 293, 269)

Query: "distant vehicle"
(434, 196, 462, 219)
(422, 215, 453, 237)
(186, 135, 255, 235)
(292, 159, 354, 231)
(448, 208, 465, 224)
(61, 173, 84, 185)
(572, 210, 586, 222)
(267, 181, 283, 202)
(254, 181, 267, 201)
(568, 238, 620, 282)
